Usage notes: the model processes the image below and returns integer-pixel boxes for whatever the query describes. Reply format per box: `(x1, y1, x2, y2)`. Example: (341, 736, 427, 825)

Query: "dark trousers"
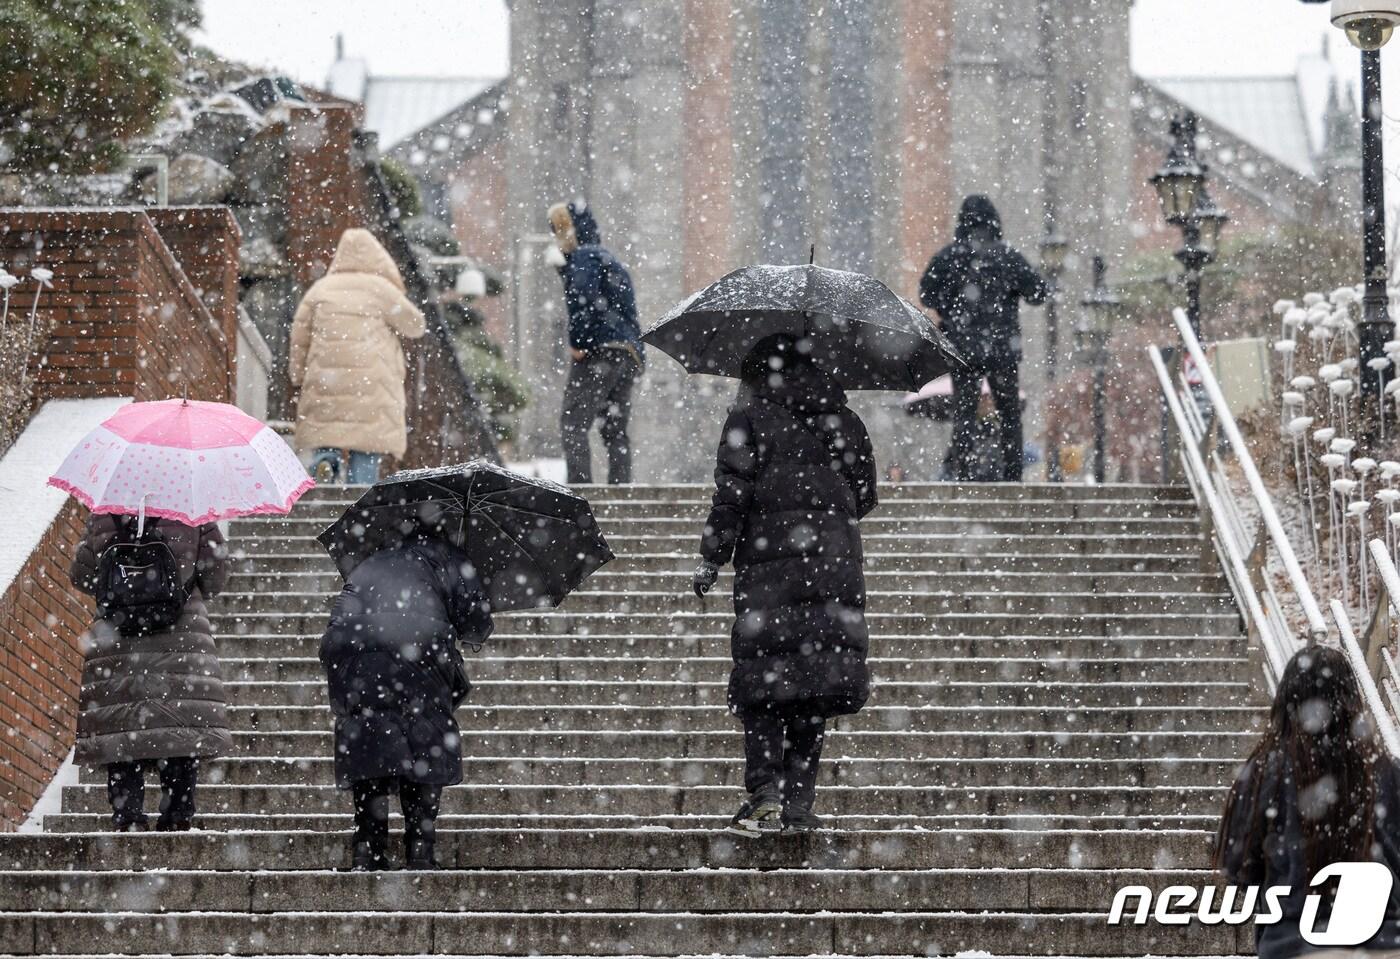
(561, 350, 639, 484)
(352, 777, 443, 850)
(740, 709, 826, 813)
(106, 757, 198, 828)
(952, 362, 1022, 481)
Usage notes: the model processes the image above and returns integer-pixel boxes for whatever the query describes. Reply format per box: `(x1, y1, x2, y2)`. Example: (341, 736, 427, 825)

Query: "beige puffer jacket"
(290, 229, 427, 457)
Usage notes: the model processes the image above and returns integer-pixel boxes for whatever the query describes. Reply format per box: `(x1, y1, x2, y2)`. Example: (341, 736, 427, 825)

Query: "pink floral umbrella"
(48, 399, 314, 527)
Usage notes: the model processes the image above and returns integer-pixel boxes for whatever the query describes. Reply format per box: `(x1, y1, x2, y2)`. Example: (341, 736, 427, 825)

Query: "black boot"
(350, 839, 389, 871)
(405, 837, 439, 870)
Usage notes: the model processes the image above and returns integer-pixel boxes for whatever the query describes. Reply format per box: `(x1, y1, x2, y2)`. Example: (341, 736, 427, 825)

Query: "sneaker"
(782, 807, 824, 834)
(726, 793, 784, 839)
(112, 817, 149, 833)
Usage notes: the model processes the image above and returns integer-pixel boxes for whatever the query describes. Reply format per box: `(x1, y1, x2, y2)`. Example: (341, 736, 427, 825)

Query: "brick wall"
(284, 104, 371, 287)
(0, 206, 238, 829)
(0, 208, 238, 404)
(0, 500, 88, 828)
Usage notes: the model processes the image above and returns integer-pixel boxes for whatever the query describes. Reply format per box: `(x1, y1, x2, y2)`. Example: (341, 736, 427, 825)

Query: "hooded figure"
(920, 196, 1046, 482)
(319, 535, 493, 870)
(290, 228, 427, 482)
(693, 334, 877, 837)
(548, 200, 643, 484)
(69, 513, 231, 831)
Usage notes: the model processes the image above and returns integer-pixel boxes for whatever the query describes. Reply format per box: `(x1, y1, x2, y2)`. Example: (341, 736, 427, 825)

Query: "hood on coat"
(743, 334, 847, 413)
(327, 227, 407, 292)
(954, 194, 1003, 243)
(547, 199, 602, 249)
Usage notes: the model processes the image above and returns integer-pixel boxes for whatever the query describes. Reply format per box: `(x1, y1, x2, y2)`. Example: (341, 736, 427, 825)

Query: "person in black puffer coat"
(920, 195, 1046, 481)
(320, 534, 493, 870)
(692, 334, 877, 837)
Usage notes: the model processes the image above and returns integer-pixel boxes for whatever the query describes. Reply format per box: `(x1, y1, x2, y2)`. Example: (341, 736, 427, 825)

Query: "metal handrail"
(1149, 346, 1287, 682)
(1330, 599, 1400, 758)
(1170, 307, 1331, 643)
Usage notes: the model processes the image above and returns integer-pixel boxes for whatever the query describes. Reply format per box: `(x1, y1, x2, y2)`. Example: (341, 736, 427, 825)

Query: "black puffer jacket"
(700, 352, 877, 718)
(319, 537, 493, 788)
(919, 195, 1047, 368)
(1219, 750, 1400, 959)
(69, 515, 231, 765)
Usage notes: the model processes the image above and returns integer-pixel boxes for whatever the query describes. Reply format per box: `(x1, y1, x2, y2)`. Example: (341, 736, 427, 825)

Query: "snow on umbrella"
(643, 263, 965, 391)
(47, 398, 313, 526)
(316, 461, 613, 613)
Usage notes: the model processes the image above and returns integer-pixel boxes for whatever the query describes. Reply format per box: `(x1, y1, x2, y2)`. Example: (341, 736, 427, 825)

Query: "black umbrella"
(642, 263, 964, 390)
(315, 461, 613, 613)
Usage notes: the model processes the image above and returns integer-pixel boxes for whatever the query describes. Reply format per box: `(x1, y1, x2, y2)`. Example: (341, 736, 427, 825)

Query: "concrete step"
(260, 496, 1200, 522)
(292, 481, 1196, 504)
(40, 812, 1225, 834)
(0, 907, 1238, 957)
(221, 703, 1264, 734)
(220, 678, 1257, 709)
(0, 866, 1217, 913)
(231, 515, 1203, 540)
(231, 531, 1206, 557)
(215, 633, 1251, 662)
(58, 782, 1234, 819)
(219, 655, 1254, 685)
(213, 591, 1238, 618)
(194, 728, 1260, 761)
(233, 551, 1207, 575)
(211, 611, 1244, 639)
(227, 569, 1231, 595)
(77, 755, 1245, 789)
(0, 828, 1215, 873)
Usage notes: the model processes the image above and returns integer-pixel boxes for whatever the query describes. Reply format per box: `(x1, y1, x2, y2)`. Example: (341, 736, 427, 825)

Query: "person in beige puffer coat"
(291, 228, 426, 483)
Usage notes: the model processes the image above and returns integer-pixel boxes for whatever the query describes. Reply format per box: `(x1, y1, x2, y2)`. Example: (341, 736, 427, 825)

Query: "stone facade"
(488, 0, 1135, 481)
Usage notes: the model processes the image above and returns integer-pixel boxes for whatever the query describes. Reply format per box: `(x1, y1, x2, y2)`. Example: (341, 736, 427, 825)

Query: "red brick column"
(0, 501, 89, 828)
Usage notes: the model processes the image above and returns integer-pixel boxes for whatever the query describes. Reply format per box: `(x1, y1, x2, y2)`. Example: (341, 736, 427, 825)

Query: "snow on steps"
(0, 482, 1262, 957)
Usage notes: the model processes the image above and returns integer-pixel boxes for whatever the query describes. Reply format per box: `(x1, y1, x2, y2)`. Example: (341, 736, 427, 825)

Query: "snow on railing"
(1156, 309, 1326, 691)
(1158, 304, 1400, 747)
(1330, 598, 1400, 758)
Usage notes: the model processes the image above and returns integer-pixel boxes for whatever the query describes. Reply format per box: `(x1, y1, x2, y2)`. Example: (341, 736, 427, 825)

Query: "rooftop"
(1145, 74, 1317, 178)
(326, 57, 501, 148)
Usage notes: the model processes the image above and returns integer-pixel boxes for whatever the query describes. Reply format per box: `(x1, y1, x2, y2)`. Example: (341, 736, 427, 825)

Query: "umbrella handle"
(137, 493, 148, 539)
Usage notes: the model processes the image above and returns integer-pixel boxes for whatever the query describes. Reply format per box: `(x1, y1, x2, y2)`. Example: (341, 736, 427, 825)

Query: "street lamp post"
(1149, 112, 1228, 344)
(1327, 0, 1400, 438)
(1040, 230, 1069, 482)
(1079, 256, 1120, 484)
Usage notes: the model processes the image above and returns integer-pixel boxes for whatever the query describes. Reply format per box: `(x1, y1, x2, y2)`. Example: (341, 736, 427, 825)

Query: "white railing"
(1362, 539, 1400, 729)
(1154, 307, 1400, 750)
(1151, 308, 1326, 691)
(1330, 598, 1400, 757)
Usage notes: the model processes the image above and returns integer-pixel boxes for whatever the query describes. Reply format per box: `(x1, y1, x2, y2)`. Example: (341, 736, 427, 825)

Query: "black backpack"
(94, 518, 193, 636)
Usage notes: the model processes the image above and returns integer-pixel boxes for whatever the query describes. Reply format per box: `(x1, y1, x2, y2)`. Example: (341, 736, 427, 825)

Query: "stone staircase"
(0, 482, 1263, 957)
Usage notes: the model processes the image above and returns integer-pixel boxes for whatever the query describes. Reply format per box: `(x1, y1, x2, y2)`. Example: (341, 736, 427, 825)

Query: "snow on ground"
(0, 397, 129, 596)
(18, 747, 75, 834)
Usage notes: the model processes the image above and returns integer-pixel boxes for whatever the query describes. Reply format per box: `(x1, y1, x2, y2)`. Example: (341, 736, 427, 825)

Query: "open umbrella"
(47, 398, 312, 527)
(643, 263, 964, 390)
(316, 461, 612, 612)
